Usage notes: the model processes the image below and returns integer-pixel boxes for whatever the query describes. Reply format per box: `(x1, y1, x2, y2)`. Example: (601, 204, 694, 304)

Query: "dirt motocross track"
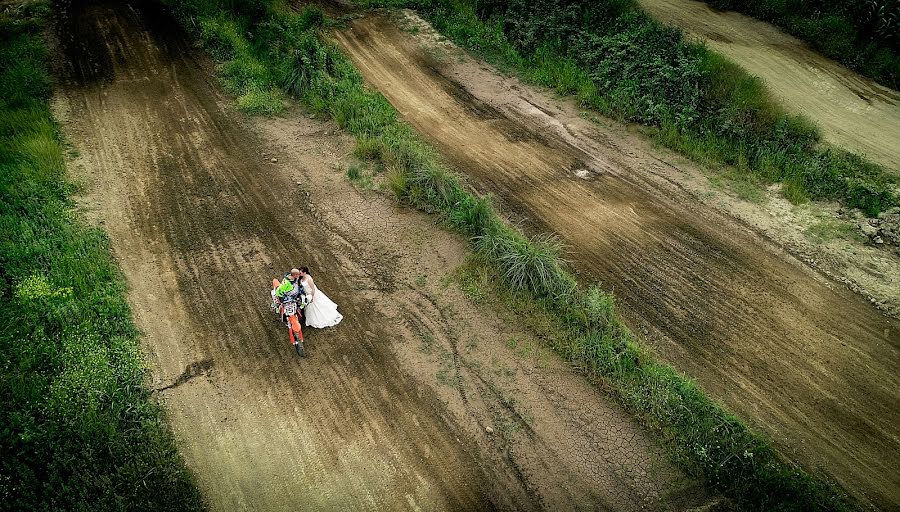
(50, 1, 725, 510)
(334, 14, 900, 509)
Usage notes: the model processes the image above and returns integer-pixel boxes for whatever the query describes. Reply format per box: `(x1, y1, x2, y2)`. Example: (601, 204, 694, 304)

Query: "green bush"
(0, 4, 203, 509)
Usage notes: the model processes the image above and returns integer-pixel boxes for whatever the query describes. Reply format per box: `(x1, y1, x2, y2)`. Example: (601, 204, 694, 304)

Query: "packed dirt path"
(334, 14, 900, 509)
(639, 0, 900, 173)
(50, 1, 718, 510)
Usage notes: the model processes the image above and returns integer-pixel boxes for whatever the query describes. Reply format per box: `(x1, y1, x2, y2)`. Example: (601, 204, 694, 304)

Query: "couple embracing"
(275, 267, 343, 328)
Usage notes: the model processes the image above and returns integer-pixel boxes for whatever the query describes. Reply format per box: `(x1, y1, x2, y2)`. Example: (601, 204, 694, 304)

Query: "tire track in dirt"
(639, 0, 900, 173)
(51, 1, 720, 510)
(333, 14, 900, 509)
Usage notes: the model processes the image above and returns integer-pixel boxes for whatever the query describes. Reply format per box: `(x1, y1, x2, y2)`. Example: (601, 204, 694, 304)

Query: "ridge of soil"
(333, 13, 900, 509)
(639, 0, 900, 174)
(50, 1, 718, 510)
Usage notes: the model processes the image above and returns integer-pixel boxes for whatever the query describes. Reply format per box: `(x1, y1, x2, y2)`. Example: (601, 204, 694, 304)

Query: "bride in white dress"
(299, 267, 343, 328)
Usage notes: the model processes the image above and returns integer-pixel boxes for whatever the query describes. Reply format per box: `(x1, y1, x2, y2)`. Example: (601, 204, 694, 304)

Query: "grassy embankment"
(364, 0, 898, 217)
(707, 0, 899, 91)
(0, 3, 203, 510)
(165, 0, 851, 509)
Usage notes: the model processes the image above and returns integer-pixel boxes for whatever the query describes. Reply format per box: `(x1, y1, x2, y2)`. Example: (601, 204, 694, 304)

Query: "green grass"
(0, 3, 203, 510)
(166, 0, 852, 509)
(804, 217, 866, 244)
(374, 0, 898, 217)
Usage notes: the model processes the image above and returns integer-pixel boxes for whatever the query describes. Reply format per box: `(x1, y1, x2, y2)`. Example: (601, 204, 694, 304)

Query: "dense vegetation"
(363, 0, 898, 216)
(0, 3, 204, 509)
(166, 0, 851, 508)
(708, 0, 899, 90)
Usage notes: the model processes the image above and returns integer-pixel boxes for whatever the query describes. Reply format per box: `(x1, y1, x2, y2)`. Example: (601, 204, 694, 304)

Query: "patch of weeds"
(436, 365, 457, 387)
(458, 268, 488, 303)
(710, 170, 766, 204)
(346, 163, 375, 189)
(496, 416, 521, 437)
(424, 45, 449, 65)
(804, 217, 864, 244)
(516, 339, 534, 358)
(414, 274, 427, 287)
(494, 362, 516, 380)
(418, 332, 435, 354)
(346, 164, 363, 180)
(782, 178, 810, 205)
(236, 86, 283, 115)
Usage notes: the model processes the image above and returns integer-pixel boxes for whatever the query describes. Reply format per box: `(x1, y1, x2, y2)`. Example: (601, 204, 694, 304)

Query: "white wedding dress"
(301, 277, 343, 328)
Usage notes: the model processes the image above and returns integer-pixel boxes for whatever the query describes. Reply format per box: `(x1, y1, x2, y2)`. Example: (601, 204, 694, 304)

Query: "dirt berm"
(50, 1, 721, 510)
(333, 14, 900, 510)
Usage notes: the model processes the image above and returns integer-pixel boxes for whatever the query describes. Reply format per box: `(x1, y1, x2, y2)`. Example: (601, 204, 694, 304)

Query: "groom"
(274, 268, 306, 320)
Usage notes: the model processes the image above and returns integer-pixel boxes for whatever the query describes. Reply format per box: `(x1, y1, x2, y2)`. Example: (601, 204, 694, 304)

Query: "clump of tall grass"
(166, 0, 851, 508)
(0, 3, 203, 509)
(197, 12, 284, 114)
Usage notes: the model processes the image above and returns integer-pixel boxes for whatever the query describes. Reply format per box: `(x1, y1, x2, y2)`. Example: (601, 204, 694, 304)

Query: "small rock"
(860, 222, 879, 238)
(271, 158, 278, 163)
(485, 426, 494, 434)
(874, 236, 884, 244)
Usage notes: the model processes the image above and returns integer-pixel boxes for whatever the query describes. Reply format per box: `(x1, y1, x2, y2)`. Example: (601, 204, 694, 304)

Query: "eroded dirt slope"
(51, 1, 715, 510)
(334, 15, 900, 509)
(640, 0, 900, 173)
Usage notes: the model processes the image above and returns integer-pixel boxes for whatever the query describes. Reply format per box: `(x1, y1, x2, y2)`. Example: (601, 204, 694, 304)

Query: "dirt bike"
(271, 278, 309, 357)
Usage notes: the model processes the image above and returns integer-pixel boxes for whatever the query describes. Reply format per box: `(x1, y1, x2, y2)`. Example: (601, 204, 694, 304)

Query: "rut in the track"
(334, 15, 900, 509)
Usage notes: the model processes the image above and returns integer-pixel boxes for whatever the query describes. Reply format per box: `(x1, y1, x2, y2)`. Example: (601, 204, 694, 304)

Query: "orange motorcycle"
(271, 278, 308, 357)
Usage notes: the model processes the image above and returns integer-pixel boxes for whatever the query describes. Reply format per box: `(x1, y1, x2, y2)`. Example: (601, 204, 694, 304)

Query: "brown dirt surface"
(333, 13, 900, 510)
(639, 0, 900, 173)
(50, 1, 719, 510)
